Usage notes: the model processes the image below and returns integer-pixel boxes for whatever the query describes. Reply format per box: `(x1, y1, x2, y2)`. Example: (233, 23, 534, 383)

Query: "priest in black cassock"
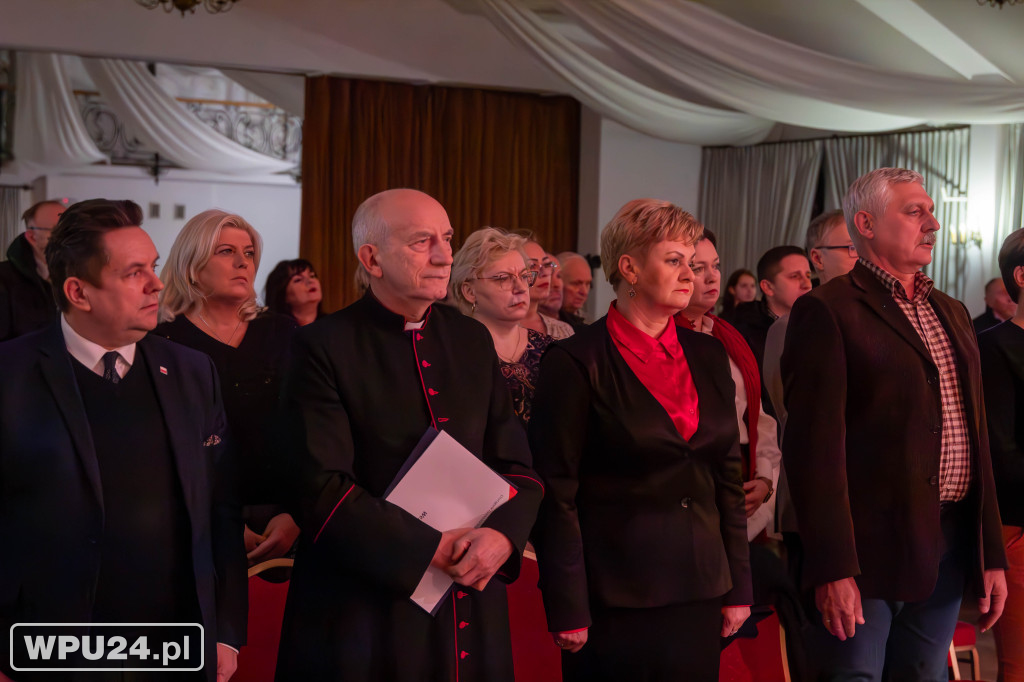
(275, 189, 544, 681)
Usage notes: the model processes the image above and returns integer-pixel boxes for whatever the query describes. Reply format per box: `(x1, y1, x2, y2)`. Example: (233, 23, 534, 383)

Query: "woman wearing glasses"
(521, 237, 575, 340)
(450, 227, 553, 425)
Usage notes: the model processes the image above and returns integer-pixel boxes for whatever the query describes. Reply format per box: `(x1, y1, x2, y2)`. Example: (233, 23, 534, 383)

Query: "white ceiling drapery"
(13, 53, 108, 168)
(81, 58, 295, 176)
(556, 0, 1024, 129)
(479, 0, 774, 146)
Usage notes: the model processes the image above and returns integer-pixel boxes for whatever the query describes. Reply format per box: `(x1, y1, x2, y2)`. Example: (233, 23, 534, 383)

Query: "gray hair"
(805, 209, 846, 255)
(842, 168, 924, 237)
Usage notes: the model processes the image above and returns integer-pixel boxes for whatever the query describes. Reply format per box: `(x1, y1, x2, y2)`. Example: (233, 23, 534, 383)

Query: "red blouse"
(606, 303, 700, 440)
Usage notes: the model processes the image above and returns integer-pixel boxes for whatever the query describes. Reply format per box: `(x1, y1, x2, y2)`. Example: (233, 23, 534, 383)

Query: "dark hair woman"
(264, 258, 324, 326)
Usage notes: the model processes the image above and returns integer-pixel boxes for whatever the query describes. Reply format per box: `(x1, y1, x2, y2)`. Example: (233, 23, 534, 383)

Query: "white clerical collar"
(61, 314, 137, 378)
(404, 320, 426, 331)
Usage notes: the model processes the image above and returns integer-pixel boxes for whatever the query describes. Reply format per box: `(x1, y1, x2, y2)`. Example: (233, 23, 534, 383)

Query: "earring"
(628, 278, 637, 298)
(471, 302, 477, 314)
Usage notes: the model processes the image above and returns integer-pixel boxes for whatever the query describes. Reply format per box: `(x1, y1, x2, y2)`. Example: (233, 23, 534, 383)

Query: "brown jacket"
(781, 262, 1005, 601)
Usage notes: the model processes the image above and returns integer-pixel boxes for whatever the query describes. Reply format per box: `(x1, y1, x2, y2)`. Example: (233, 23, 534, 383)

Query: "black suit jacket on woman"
(782, 262, 1006, 602)
(529, 316, 751, 633)
(0, 323, 247, 681)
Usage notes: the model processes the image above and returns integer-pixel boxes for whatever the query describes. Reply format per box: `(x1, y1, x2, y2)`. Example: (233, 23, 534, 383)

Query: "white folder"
(385, 428, 517, 613)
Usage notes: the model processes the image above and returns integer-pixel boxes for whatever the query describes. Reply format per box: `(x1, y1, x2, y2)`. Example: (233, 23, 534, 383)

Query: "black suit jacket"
(528, 317, 751, 633)
(978, 320, 1024, 526)
(782, 262, 1006, 601)
(0, 323, 247, 680)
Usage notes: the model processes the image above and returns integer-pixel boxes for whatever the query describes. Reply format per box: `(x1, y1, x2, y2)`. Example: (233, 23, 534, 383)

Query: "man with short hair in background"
(0, 199, 63, 340)
(557, 251, 592, 328)
(782, 168, 1007, 680)
(729, 245, 812, 371)
(973, 277, 1016, 334)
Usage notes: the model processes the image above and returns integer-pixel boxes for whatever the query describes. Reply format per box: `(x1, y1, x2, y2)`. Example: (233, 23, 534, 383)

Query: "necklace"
(197, 309, 243, 345)
(496, 327, 525, 363)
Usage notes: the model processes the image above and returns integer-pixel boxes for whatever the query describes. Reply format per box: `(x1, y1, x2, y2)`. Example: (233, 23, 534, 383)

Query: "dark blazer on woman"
(528, 316, 751, 633)
(978, 320, 1024, 526)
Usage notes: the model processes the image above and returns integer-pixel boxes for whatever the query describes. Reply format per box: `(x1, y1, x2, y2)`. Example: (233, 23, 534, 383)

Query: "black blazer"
(0, 323, 247, 681)
(782, 262, 1006, 601)
(978, 320, 1024, 526)
(529, 316, 751, 633)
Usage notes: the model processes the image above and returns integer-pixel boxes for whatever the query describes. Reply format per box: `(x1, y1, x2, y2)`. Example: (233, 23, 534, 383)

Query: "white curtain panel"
(556, 0, 1024, 130)
(698, 140, 824, 276)
(13, 52, 107, 168)
(478, 0, 773, 146)
(81, 58, 295, 176)
(220, 68, 305, 118)
(996, 124, 1024, 272)
(0, 186, 22, 259)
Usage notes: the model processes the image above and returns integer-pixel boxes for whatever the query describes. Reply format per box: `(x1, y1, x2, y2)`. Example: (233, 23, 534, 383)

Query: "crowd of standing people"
(0, 166, 1022, 682)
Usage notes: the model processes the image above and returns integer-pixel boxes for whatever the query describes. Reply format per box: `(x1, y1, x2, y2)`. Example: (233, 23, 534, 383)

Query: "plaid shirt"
(860, 259, 972, 502)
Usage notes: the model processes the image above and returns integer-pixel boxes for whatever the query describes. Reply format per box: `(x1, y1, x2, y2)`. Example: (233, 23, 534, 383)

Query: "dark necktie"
(101, 351, 121, 385)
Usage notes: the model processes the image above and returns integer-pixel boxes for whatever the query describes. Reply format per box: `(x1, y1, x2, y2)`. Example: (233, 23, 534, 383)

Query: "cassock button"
(457, 591, 468, 599)
(438, 417, 449, 423)
(459, 621, 469, 629)
(422, 360, 431, 367)
(460, 651, 469, 659)
(428, 388, 439, 395)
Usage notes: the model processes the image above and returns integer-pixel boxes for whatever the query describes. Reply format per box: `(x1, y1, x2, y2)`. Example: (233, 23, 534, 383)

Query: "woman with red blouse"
(529, 199, 751, 681)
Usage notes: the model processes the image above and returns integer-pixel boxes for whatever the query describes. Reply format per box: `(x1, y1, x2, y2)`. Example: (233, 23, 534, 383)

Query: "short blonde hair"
(448, 227, 528, 314)
(600, 199, 703, 289)
(159, 209, 264, 322)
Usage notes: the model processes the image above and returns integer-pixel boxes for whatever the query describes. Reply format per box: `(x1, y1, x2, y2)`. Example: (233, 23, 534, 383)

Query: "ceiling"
(2, 0, 1023, 131)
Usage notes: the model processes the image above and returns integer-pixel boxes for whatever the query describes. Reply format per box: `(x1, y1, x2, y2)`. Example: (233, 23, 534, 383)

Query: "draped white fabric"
(822, 128, 970, 296)
(0, 186, 23, 258)
(13, 53, 107, 168)
(478, 0, 773, 146)
(81, 58, 295, 176)
(220, 68, 305, 118)
(698, 141, 824, 275)
(557, 0, 1024, 129)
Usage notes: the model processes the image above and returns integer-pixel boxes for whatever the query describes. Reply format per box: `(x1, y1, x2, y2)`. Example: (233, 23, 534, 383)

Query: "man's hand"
(216, 643, 238, 682)
(243, 525, 262, 555)
(978, 568, 1008, 633)
(246, 513, 301, 564)
(552, 628, 588, 654)
(721, 605, 751, 637)
(815, 577, 865, 641)
(430, 527, 473, 570)
(446, 528, 515, 591)
(742, 479, 771, 517)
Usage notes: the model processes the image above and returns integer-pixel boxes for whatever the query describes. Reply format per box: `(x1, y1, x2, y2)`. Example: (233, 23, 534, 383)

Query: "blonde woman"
(154, 209, 300, 563)
(529, 199, 751, 681)
(449, 227, 553, 425)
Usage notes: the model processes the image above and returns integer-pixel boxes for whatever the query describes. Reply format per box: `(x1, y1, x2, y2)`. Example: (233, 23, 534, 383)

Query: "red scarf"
(677, 313, 760, 479)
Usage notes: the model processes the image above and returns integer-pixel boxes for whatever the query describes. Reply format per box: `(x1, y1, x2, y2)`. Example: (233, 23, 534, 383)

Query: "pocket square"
(203, 434, 222, 447)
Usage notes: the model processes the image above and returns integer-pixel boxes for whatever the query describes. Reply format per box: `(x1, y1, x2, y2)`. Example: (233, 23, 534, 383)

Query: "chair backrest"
(719, 609, 791, 682)
(232, 558, 294, 682)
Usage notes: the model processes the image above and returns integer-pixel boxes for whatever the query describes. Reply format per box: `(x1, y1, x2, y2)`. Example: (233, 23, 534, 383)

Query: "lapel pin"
(160, 366, 168, 375)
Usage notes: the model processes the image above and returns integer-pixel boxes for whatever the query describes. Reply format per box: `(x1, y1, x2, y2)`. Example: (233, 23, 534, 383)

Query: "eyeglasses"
(817, 244, 858, 257)
(528, 261, 558, 273)
(475, 270, 538, 290)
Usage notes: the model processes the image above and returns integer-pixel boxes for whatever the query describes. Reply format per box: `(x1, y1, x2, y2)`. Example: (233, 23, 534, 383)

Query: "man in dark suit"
(973, 277, 1016, 334)
(0, 199, 246, 681)
(0, 200, 63, 341)
(782, 168, 1007, 680)
(275, 189, 542, 681)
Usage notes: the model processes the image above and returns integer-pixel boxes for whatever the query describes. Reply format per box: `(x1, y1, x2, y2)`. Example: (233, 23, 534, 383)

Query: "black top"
(499, 329, 553, 426)
(528, 316, 750, 634)
(558, 308, 587, 330)
(0, 234, 56, 341)
(974, 308, 1004, 335)
(722, 299, 775, 370)
(72, 352, 198, 623)
(153, 311, 297, 506)
(978, 320, 1024, 525)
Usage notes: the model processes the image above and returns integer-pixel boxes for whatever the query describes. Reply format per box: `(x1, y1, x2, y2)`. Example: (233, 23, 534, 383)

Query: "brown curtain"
(300, 77, 580, 312)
